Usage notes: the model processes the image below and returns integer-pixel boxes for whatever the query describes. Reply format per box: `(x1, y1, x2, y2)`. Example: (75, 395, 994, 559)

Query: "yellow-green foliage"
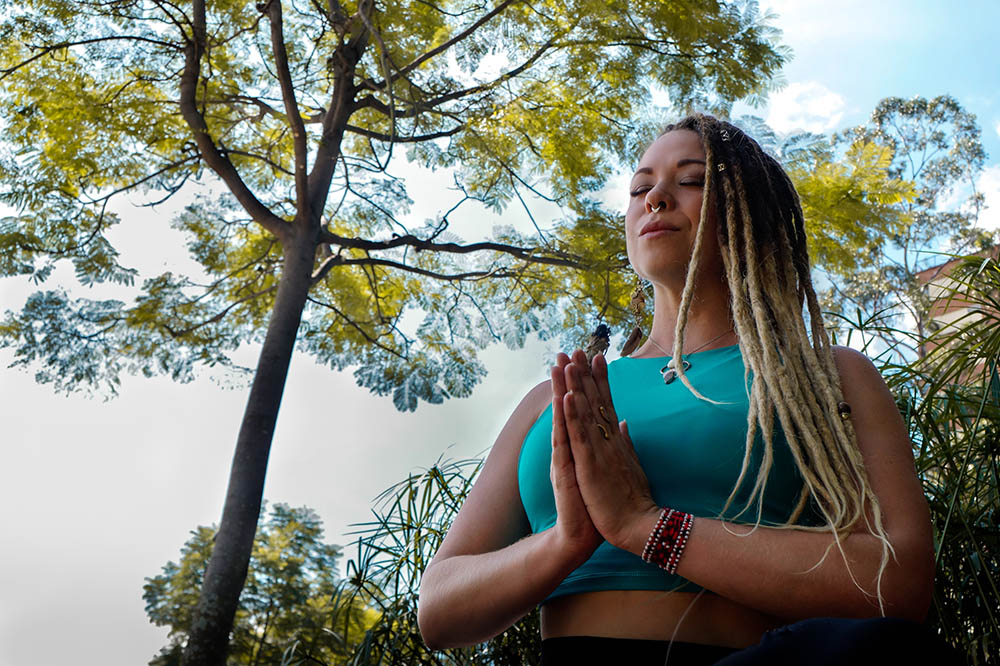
(792, 140, 915, 277)
(1, 0, 792, 404)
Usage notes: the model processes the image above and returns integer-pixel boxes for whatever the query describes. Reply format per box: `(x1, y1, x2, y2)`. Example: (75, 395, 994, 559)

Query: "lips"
(639, 220, 681, 236)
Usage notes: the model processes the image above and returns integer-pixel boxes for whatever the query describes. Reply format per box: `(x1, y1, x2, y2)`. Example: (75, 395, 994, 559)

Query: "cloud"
(995, 120, 1000, 139)
(976, 164, 1000, 231)
(766, 81, 846, 134)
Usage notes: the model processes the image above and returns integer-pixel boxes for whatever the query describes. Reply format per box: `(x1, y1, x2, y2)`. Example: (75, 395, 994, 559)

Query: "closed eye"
(630, 181, 703, 197)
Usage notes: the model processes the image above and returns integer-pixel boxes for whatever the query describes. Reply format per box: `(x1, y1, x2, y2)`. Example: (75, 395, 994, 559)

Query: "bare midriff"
(540, 590, 785, 648)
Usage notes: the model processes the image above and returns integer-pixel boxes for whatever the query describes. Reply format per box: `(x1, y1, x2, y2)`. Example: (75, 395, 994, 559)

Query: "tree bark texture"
(181, 232, 317, 666)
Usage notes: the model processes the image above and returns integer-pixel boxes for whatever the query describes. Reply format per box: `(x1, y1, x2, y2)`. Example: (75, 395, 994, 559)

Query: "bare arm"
(563, 346, 935, 623)
(418, 364, 602, 649)
(418, 526, 584, 649)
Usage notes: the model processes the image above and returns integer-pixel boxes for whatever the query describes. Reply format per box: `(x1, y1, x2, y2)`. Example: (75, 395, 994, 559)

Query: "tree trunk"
(181, 231, 316, 666)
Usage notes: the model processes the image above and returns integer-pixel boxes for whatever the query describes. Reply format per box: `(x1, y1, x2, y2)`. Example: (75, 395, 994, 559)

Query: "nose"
(645, 186, 675, 213)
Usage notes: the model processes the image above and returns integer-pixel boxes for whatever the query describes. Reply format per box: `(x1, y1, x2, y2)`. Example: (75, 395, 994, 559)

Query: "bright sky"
(2, 2, 999, 664)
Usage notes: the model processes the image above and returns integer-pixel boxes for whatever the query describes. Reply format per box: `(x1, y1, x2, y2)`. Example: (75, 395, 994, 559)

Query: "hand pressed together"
(551, 349, 659, 552)
(548, 353, 603, 561)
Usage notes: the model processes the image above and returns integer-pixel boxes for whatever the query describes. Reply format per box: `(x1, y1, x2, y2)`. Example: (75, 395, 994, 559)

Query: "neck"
(634, 271, 737, 357)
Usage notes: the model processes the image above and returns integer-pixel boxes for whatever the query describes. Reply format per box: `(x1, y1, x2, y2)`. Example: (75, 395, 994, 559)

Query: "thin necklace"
(644, 327, 735, 384)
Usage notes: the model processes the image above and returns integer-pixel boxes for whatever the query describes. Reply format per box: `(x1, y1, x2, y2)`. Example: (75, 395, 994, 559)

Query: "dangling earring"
(620, 277, 647, 357)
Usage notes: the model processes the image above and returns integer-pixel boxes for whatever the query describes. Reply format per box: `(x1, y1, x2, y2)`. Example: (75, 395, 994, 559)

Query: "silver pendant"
(660, 358, 691, 384)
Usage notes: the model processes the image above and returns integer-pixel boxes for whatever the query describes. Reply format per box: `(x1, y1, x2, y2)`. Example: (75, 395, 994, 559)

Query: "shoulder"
(828, 345, 905, 451)
(517, 378, 553, 426)
(829, 345, 884, 388)
(523, 377, 553, 408)
(828, 345, 897, 415)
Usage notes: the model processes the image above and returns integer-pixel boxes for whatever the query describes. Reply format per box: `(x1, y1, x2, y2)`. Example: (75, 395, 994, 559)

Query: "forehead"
(636, 129, 705, 171)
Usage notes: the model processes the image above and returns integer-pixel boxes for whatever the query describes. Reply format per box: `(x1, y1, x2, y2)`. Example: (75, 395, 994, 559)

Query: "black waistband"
(540, 635, 737, 666)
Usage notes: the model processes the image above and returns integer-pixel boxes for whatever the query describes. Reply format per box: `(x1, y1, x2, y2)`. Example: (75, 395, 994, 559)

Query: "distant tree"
(733, 114, 915, 282)
(144, 502, 375, 666)
(822, 95, 992, 355)
(0, 1, 792, 663)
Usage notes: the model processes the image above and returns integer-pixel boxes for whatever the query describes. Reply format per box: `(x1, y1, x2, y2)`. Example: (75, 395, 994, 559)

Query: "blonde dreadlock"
(659, 113, 894, 614)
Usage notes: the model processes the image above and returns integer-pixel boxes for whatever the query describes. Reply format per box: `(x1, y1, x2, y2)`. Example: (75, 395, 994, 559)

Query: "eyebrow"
(631, 158, 706, 179)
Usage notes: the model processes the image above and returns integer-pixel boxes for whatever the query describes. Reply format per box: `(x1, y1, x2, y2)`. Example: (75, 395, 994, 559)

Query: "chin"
(637, 261, 691, 285)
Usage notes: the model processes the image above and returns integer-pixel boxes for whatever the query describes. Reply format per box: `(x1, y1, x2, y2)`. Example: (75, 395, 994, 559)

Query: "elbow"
(417, 602, 447, 652)
(417, 582, 445, 651)
(417, 571, 460, 651)
(418, 622, 444, 652)
(875, 533, 935, 623)
(876, 581, 932, 624)
(418, 577, 500, 650)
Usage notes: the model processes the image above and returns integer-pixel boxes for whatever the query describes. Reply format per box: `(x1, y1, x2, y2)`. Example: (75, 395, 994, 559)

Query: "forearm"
(620, 509, 934, 623)
(418, 527, 589, 649)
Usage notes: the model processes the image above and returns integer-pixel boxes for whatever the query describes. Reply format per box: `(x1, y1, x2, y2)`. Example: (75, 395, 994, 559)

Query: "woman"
(417, 114, 954, 664)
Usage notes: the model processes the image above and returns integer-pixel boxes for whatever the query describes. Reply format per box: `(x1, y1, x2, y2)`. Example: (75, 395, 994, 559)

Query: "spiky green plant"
(901, 255, 1000, 665)
(827, 252, 999, 665)
(338, 456, 540, 665)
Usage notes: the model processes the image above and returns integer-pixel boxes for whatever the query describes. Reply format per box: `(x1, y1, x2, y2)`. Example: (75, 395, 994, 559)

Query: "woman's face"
(625, 129, 722, 284)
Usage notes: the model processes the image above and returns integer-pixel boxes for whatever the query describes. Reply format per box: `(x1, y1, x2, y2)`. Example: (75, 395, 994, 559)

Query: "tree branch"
(305, 295, 407, 360)
(316, 230, 586, 269)
(1, 36, 179, 79)
(344, 123, 463, 143)
(383, 0, 519, 86)
(264, 0, 309, 216)
(223, 149, 295, 176)
(179, 0, 291, 242)
(220, 94, 326, 124)
(313, 255, 528, 283)
(162, 285, 278, 338)
(306, 0, 372, 226)
(355, 35, 558, 121)
(77, 155, 200, 206)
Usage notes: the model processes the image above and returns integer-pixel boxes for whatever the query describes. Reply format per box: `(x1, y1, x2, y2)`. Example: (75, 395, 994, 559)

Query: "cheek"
(623, 205, 640, 239)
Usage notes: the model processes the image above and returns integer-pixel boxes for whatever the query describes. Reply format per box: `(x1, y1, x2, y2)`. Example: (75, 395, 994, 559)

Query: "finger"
(551, 357, 569, 400)
(550, 397, 570, 483)
(567, 349, 619, 427)
(563, 365, 598, 428)
(552, 355, 572, 432)
(569, 348, 591, 377)
(619, 419, 643, 465)
(550, 366, 570, 456)
(550, 403, 580, 496)
(563, 391, 596, 465)
(565, 357, 618, 432)
(592, 353, 616, 414)
(581, 351, 618, 426)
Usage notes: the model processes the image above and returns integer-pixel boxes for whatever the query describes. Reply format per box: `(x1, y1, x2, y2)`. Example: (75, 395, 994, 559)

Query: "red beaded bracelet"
(641, 507, 694, 575)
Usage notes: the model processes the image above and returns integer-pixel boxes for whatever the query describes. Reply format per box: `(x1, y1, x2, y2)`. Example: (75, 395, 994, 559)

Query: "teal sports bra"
(517, 344, 824, 604)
